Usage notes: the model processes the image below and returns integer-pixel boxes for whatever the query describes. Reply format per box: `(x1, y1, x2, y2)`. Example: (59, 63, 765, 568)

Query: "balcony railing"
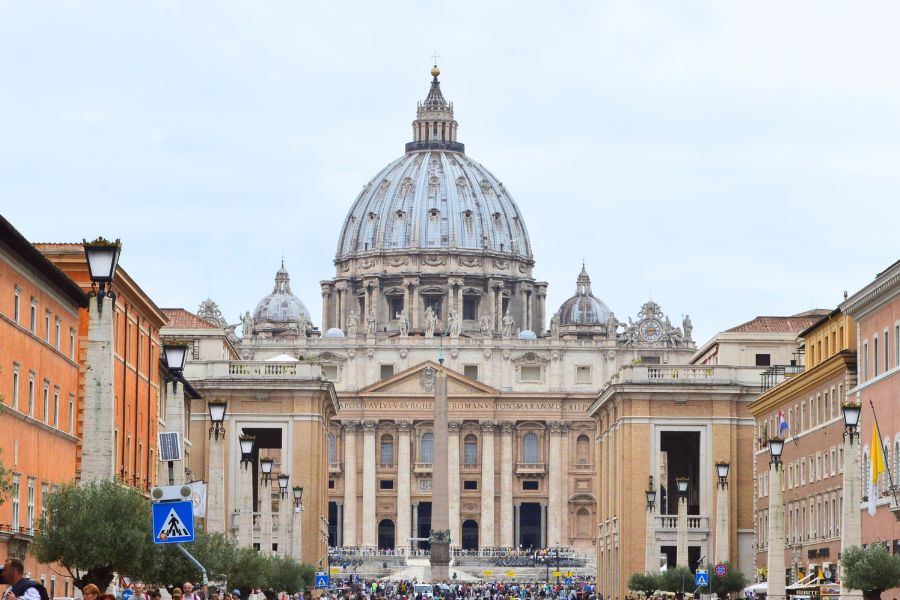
(655, 515, 710, 530)
(414, 462, 433, 474)
(329, 462, 343, 475)
(516, 462, 546, 476)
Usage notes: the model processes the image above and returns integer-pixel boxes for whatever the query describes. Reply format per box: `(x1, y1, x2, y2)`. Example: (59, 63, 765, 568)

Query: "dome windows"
(368, 212, 377, 221)
(395, 210, 405, 219)
(428, 208, 440, 219)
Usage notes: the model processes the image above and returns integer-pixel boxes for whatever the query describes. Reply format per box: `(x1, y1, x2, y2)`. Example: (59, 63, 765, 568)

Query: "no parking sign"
(715, 563, 728, 577)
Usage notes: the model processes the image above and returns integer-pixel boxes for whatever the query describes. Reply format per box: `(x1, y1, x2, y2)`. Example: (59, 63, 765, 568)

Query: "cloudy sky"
(2, 2, 898, 344)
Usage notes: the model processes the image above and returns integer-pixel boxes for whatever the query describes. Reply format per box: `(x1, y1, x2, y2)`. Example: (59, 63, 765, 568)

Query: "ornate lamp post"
(767, 438, 786, 600)
(676, 477, 690, 567)
(292, 485, 304, 562)
(715, 461, 730, 563)
(237, 433, 256, 548)
(293, 485, 304, 509)
(83, 237, 121, 309)
(841, 403, 863, 600)
(207, 399, 227, 441)
(645, 476, 658, 572)
(278, 473, 290, 499)
(204, 397, 228, 533)
(239, 434, 256, 467)
(260, 457, 274, 485)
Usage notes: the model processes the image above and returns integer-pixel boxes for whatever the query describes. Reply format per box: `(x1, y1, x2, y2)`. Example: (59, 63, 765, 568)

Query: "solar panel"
(158, 431, 182, 462)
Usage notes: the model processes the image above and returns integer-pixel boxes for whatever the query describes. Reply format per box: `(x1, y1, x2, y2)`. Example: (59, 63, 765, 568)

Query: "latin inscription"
(337, 400, 588, 413)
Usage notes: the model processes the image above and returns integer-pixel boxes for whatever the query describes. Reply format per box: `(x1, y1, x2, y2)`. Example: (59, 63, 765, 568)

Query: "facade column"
(767, 461, 786, 600)
(714, 478, 730, 563)
(412, 502, 419, 546)
(448, 421, 462, 547)
(238, 461, 254, 548)
(499, 422, 515, 547)
(676, 491, 688, 567)
(80, 295, 115, 482)
(342, 422, 359, 546)
(280, 490, 291, 557)
(205, 409, 225, 533)
(480, 421, 496, 547)
(841, 433, 863, 600)
(362, 420, 378, 547)
(396, 421, 412, 554)
(645, 499, 657, 572)
(336, 502, 343, 547)
(548, 422, 563, 546)
(260, 476, 273, 555)
(514, 502, 521, 548)
(540, 502, 547, 547)
(320, 283, 332, 331)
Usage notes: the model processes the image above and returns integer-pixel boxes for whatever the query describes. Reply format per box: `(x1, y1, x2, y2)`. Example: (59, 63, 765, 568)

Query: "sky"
(1, 2, 898, 345)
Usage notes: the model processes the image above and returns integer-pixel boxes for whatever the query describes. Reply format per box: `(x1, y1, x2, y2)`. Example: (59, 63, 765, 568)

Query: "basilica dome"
(558, 266, 613, 326)
(253, 262, 312, 326)
(335, 68, 532, 261)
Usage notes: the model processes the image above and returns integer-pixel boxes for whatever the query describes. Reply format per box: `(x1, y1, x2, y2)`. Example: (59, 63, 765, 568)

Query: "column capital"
(396, 420, 413, 432)
(363, 278, 380, 289)
(363, 420, 379, 433)
(448, 277, 465, 288)
(448, 420, 463, 433)
(480, 421, 497, 434)
(520, 282, 534, 294)
(342, 420, 361, 431)
(335, 281, 349, 292)
(499, 421, 516, 434)
(402, 276, 420, 287)
(321, 282, 334, 295)
(547, 421, 569, 434)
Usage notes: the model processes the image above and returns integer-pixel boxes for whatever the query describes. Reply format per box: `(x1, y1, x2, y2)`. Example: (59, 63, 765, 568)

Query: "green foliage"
(705, 562, 747, 599)
(227, 546, 269, 595)
(658, 567, 695, 593)
(842, 544, 900, 600)
(32, 479, 151, 591)
(628, 572, 660, 596)
(0, 448, 14, 504)
(142, 529, 236, 587)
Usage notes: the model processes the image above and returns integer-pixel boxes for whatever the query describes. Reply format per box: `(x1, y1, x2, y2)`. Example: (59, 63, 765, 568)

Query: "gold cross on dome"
(431, 51, 440, 65)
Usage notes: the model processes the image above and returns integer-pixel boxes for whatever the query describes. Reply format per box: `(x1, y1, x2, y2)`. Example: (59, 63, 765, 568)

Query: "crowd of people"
(327, 548, 582, 560)
(321, 579, 595, 599)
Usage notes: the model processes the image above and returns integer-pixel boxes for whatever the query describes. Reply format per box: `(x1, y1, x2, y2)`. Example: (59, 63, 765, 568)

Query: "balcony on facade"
(760, 363, 805, 392)
(414, 462, 433, 474)
(606, 364, 765, 387)
(516, 462, 546, 477)
(329, 461, 343, 475)
(653, 514, 711, 543)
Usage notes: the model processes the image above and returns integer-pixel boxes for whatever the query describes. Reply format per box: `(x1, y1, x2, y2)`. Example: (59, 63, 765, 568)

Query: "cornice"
(841, 262, 900, 319)
(748, 350, 856, 416)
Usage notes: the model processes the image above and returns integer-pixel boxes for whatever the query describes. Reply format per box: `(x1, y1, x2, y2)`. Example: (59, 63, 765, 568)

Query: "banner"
(188, 480, 207, 517)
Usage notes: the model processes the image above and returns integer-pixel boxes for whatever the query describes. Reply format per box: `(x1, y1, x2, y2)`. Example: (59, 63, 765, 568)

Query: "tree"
(842, 544, 900, 600)
(658, 567, 695, 595)
(265, 555, 313, 594)
(32, 479, 152, 591)
(227, 546, 269, 597)
(0, 448, 14, 504)
(705, 562, 747, 599)
(141, 529, 237, 589)
(628, 572, 660, 597)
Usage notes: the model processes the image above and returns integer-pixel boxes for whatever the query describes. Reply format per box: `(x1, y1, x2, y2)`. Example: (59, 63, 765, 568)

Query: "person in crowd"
(0, 558, 49, 600)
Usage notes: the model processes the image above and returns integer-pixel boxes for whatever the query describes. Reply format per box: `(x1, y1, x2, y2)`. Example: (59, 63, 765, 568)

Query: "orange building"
(0, 217, 87, 594)
(35, 243, 167, 492)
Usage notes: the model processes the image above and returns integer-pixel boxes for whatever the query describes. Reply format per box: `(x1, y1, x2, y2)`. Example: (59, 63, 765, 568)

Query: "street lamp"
(260, 457, 274, 484)
(676, 477, 689, 496)
(292, 485, 303, 509)
(82, 237, 121, 309)
(163, 343, 188, 392)
(207, 399, 227, 441)
(278, 473, 290, 499)
(716, 461, 730, 488)
(646, 477, 657, 510)
(842, 403, 862, 443)
(239, 433, 256, 467)
(768, 438, 785, 466)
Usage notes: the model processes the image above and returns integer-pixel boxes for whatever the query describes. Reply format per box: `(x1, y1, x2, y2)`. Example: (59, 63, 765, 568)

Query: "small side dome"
(517, 329, 537, 340)
(558, 265, 613, 326)
(252, 261, 312, 328)
(323, 327, 345, 338)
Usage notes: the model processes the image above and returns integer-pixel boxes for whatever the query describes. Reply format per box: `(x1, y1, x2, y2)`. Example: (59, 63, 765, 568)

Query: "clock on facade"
(639, 319, 663, 342)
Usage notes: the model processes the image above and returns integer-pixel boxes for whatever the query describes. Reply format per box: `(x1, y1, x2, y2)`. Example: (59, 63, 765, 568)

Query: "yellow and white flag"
(869, 424, 886, 516)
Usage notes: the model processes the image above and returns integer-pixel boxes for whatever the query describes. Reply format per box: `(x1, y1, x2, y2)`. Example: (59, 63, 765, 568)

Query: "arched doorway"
(461, 519, 479, 550)
(378, 519, 395, 550)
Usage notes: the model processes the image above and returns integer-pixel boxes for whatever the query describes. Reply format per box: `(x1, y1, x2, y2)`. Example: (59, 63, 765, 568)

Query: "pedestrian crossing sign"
(314, 573, 329, 589)
(152, 500, 195, 544)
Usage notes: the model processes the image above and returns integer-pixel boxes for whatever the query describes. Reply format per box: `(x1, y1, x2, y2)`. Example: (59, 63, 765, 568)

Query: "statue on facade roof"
(297, 313, 308, 338)
(398, 309, 410, 337)
(448, 310, 461, 338)
(241, 311, 254, 338)
(347, 310, 359, 337)
(550, 311, 560, 339)
(424, 306, 437, 338)
(479, 313, 493, 336)
(501, 310, 514, 339)
(683, 314, 693, 341)
(366, 309, 377, 334)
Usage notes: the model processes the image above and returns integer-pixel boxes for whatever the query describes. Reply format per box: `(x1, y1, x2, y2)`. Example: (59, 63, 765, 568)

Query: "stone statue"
(424, 306, 437, 338)
(620, 317, 638, 347)
(683, 314, 693, 341)
(366, 309, 377, 334)
(550, 311, 560, 339)
(448, 310, 461, 338)
(501, 310, 514, 339)
(606, 315, 618, 341)
(669, 326, 684, 348)
(478, 313, 493, 336)
(398, 309, 410, 337)
(241, 311, 254, 338)
(347, 310, 359, 337)
(297, 313, 308, 337)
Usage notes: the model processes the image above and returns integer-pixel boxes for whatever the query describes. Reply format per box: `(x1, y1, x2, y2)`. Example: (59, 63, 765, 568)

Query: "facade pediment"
(358, 360, 499, 397)
(306, 351, 347, 364)
(510, 351, 551, 364)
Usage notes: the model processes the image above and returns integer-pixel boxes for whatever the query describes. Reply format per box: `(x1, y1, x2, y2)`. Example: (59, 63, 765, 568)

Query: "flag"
(778, 409, 789, 435)
(869, 423, 886, 516)
(188, 480, 207, 518)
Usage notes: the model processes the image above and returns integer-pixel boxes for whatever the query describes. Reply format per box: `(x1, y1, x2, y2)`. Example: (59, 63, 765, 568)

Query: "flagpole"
(869, 399, 898, 507)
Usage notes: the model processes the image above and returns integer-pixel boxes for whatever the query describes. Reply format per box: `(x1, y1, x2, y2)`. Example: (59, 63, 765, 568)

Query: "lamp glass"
(293, 485, 303, 501)
(163, 344, 188, 372)
(716, 461, 730, 479)
(768, 438, 784, 457)
(83, 239, 121, 283)
(207, 400, 227, 424)
(645, 490, 656, 505)
(278, 473, 290, 489)
(260, 458, 274, 474)
(676, 477, 689, 494)
(842, 404, 862, 428)
(239, 434, 255, 456)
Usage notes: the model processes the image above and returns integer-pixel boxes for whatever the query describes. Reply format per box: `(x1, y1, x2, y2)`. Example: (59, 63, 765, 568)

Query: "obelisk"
(429, 364, 451, 580)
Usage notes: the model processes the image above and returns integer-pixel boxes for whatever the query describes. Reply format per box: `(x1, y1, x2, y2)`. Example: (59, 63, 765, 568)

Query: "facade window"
(874, 336, 879, 377)
(576, 435, 591, 464)
(575, 366, 592, 384)
(379, 479, 394, 490)
(523, 432, 539, 464)
(11, 475, 20, 531)
(43, 381, 50, 424)
(463, 434, 478, 466)
(420, 432, 434, 464)
(68, 394, 75, 433)
(463, 297, 477, 321)
(896, 324, 900, 368)
(864, 341, 869, 381)
(14, 287, 21, 323)
(885, 329, 890, 373)
(522, 480, 539, 491)
(69, 329, 76, 360)
(11, 363, 19, 410)
(26, 477, 35, 533)
(53, 387, 59, 427)
(520, 366, 542, 382)
(379, 364, 394, 380)
(463, 365, 479, 380)
(463, 480, 478, 490)
(389, 297, 404, 319)
(380, 434, 394, 466)
(755, 353, 771, 366)
(40, 482, 48, 523)
(55, 319, 61, 350)
(328, 433, 336, 464)
(28, 371, 35, 416)
(44, 311, 50, 342)
(30, 299, 37, 333)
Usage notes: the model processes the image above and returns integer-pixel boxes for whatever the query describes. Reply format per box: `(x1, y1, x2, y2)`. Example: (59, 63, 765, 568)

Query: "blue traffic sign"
(122, 590, 134, 600)
(695, 571, 709, 587)
(315, 573, 329, 589)
(564, 578, 573, 586)
(152, 500, 194, 544)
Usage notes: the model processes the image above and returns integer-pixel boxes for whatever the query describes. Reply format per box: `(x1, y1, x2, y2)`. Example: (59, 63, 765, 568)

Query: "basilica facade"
(205, 66, 699, 555)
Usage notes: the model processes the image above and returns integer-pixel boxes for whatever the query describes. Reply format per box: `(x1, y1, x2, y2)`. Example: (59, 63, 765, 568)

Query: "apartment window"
(379, 479, 394, 490)
(896, 324, 900, 368)
(831, 448, 837, 476)
(463, 480, 478, 490)
(44, 311, 50, 342)
(30, 299, 37, 332)
(41, 482, 48, 522)
(522, 481, 539, 491)
(68, 393, 75, 433)
(463, 365, 479, 380)
(874, 336, 879, 377)
(53, 387, 59, 427)
(11, 475, 20, 531)
(464, 435, 478, 465)
(11, 363, 20, 409)
(575, 366, 592, 384)
(755, 353, 771, 366)
(43, 381, 50, 424)
(379, 364, 394, 380)
(28, 371, 35, 416)
(885, 329, 890, 373)
(864, 341, 869, 381)
(801, 402, 806, 431)
(420, 432, 434, 464)
(55, 319, 61, 350)
(69, 329, 76, 360)
(26, 477, 35, 533)
(13, 287, 21, 323)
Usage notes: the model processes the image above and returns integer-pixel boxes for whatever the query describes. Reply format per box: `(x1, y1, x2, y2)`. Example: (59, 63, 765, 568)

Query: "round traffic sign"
(714, 563, 728, 577)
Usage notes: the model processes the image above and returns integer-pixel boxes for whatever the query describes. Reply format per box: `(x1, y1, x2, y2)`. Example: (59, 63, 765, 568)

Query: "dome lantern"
(406, 65, 464, 154)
